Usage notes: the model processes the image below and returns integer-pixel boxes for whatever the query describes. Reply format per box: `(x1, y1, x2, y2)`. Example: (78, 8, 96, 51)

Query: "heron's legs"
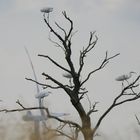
(47, 13, 50, 23)
(125, 79, 129, 85)
(121, 82, 124, 90)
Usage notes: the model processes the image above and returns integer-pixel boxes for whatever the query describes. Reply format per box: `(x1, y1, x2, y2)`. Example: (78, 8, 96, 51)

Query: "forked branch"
(78, 32, 98, 76)
(42, 72, 72, 96)
(47, 110, 82, 131)
(81, 52, 120, 86)
(94, 75, 140, 132)
(38, 54, 70, 73)
(62, 11, 73, 40)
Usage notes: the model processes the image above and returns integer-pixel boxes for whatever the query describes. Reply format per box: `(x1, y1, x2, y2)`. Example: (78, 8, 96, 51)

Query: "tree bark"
(82, 126, 94, 140)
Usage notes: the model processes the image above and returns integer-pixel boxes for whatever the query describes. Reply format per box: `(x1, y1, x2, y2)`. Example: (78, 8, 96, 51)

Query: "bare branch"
(47, 111, 82, 131)
(62, 11, 73, 40)
(55, 21, 67, 37)
(38, 54, 70, 73)
(26, 77, 74, 90)
(78, 32, 98, 76)
(44, 17, 65, 44)
(16, 100, 25, 109)
(94, 75, 140, 132)
(0, 100, 81, 137)
(48, 33, 65, 51)
(54, 129, 74, 140)
(0, 106, 48, 113)
(135, 114, 140, 125)
(42, 72, 72, 95)
(81, 52, 120, 86)
(87, 102, 99, 116)
(25, 78, 48, 87)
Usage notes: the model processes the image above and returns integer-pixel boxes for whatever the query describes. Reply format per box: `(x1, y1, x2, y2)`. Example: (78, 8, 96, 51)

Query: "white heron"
(35, 91, 52, 99)
(40, 7, 53, 21)
(50, 112, 70, 117)
(40, 7, 53, 13)
(63, 72, 73, 86)
(115, 71, 136, 82)
(63, 73, 72, 78)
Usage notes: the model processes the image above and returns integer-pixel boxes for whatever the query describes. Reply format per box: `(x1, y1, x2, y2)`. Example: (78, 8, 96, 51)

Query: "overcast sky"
(0, 0, 140, 139)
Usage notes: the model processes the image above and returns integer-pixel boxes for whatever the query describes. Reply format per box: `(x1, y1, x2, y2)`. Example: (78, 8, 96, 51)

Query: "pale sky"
(0, 0, 140, 139)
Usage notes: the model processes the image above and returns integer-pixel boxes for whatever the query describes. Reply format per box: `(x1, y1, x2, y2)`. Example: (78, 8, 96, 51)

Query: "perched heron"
(115, 71, 136, 82)
(50, 112, 70, 117)
(40, 7, 53, 13)
(116, 71, 136, 89)
(40, 7, 53, 21)
(63, 73, 72, 79)
(35, 91, 52, 99)
(63, 72, 73, 86)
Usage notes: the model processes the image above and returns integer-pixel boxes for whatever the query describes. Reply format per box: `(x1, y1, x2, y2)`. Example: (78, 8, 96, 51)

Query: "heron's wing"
(24, 47, 40, 94)
(50, 112, 69, 117)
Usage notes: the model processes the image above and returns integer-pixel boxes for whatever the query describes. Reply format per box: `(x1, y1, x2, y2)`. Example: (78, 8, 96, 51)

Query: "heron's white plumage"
(115, 72, 136, 81)
(63, 73, 72, 78)
(35, 91, 51, 99)
(50, 112, 70, 117)
(40, 7, 53, 13)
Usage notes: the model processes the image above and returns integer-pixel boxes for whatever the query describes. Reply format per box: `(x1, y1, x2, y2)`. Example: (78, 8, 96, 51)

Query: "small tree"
(1, 11, 140, 140)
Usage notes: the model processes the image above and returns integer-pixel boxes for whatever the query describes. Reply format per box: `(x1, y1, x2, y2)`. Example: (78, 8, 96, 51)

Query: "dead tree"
(1, 11, 140, 140)
(29, 11, 140, 140)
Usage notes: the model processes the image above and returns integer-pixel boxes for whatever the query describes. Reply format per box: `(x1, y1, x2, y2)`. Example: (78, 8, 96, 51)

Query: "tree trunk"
(71, 98, 94, 140)
(82, 127, 94, 140)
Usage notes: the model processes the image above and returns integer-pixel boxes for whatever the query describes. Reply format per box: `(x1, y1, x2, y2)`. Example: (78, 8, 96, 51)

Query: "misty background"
(0, 0, 140, 139)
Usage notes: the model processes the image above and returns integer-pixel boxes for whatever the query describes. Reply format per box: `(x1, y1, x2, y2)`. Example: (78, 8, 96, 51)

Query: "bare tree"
(34, 11, 140, 140)
(1, 11, 140, 140)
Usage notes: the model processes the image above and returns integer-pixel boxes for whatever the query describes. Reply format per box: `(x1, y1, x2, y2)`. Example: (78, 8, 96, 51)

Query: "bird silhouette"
(40, 7, 53, 13)
(40, 7, 53, 21)
(115, 71, 136, 82)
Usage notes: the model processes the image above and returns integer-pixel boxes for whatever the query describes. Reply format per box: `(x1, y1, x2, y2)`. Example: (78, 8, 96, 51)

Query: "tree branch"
(42, 72, 72, 96)
(81, 52, 120, 86)
(78, 32, 98, 76)
(87, 102, 99, 116)
(38, 54, 70, 73)
(26, 77, 74, 90)
(47, 112, 82, 131)
(49, 128, 74, 140)
(0, 107, 48, 113)
(94, 75, 140, 132)
(44, 16, 65, 44)
(55, 21, 67, 37)
(48, 32, 65, 51)
(135, 114, 140, 125)
(62, 11, 73, 40)
(25, 78, 48, 87)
